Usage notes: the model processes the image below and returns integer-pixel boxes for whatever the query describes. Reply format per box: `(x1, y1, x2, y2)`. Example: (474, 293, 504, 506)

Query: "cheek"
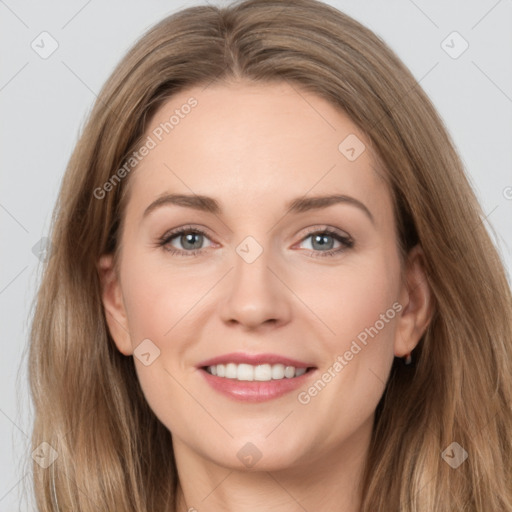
(305, 252, 401, 356)
(123, 279, 172, 340)
(293, 255, 401, 445)
(119, 254, 198, 428)
(120, 251, 197, 340)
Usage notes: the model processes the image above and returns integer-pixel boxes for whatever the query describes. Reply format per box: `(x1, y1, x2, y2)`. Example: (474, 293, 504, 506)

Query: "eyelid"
(159, 224, 214, 241)
(297, 224, 352, 242)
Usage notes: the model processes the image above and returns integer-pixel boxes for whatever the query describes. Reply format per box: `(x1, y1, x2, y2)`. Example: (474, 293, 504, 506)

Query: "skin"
(99, 81, 432, 512)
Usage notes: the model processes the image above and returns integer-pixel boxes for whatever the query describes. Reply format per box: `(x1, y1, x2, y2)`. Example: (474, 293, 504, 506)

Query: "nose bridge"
(218, 232, 291, 328)
(232, 233, 276, 296)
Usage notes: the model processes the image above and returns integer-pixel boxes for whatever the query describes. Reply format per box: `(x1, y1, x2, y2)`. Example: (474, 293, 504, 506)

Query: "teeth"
(271, 364, 285, 379)
(238, 363, 254, 381)
(225, 363, 237, 379)
(254, 364, 272, 381)
(284, 366, 295, 378)
(206, 363, 309, 381)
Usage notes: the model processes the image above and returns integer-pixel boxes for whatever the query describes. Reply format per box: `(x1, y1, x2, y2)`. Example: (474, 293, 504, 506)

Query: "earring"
(404, 352, 412, 365)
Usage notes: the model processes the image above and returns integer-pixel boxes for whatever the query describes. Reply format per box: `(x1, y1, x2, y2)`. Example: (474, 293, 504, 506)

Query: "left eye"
(296, 230, 353, 257)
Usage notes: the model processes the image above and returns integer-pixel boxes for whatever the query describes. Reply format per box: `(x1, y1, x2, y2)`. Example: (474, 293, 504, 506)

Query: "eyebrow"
(142, 193, 375, 224)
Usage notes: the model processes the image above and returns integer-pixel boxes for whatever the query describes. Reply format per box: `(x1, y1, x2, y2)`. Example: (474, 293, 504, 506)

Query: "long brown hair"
(27, 0, 512, 510)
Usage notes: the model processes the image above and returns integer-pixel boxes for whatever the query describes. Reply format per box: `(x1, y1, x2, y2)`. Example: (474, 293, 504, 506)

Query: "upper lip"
(197, 352, 315, 369)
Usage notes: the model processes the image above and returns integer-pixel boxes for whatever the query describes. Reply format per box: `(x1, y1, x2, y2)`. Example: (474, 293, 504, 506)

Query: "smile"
(205, 363, 309, 381)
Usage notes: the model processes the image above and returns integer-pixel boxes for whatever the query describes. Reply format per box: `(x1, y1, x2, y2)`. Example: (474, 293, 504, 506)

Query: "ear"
(394, 244, 434, 357)
(97, 254, 133, 356)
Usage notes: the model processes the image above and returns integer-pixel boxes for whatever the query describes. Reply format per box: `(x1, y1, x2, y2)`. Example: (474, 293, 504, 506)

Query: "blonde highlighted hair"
(28, 0, 512, 510)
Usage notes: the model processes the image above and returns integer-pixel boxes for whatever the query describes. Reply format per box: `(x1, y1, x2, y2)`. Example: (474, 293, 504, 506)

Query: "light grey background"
(1, 0, 511, 509)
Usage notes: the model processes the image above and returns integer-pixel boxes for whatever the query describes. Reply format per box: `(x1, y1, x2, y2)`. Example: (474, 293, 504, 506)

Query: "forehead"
(125, 81, 391, 220)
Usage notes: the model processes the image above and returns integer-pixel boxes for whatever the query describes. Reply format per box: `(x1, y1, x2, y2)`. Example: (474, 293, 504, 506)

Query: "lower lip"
(198, 368, 316, 402)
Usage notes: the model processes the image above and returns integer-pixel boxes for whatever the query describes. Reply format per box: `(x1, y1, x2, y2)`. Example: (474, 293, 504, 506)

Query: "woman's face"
(99, 81, 428, 472)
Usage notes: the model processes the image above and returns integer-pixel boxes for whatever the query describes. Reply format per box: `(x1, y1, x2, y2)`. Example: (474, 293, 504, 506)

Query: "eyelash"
(157, 225, 354, 258)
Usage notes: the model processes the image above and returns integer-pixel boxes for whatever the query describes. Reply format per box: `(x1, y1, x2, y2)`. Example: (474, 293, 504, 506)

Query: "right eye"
(158, 226, 214, 256)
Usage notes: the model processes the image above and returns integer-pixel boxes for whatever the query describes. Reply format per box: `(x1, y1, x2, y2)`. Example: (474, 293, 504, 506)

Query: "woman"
(28, 0, 512, 510)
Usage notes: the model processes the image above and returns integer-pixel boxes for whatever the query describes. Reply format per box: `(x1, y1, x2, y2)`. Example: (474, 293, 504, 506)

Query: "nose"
(218, 243, 292, 330)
